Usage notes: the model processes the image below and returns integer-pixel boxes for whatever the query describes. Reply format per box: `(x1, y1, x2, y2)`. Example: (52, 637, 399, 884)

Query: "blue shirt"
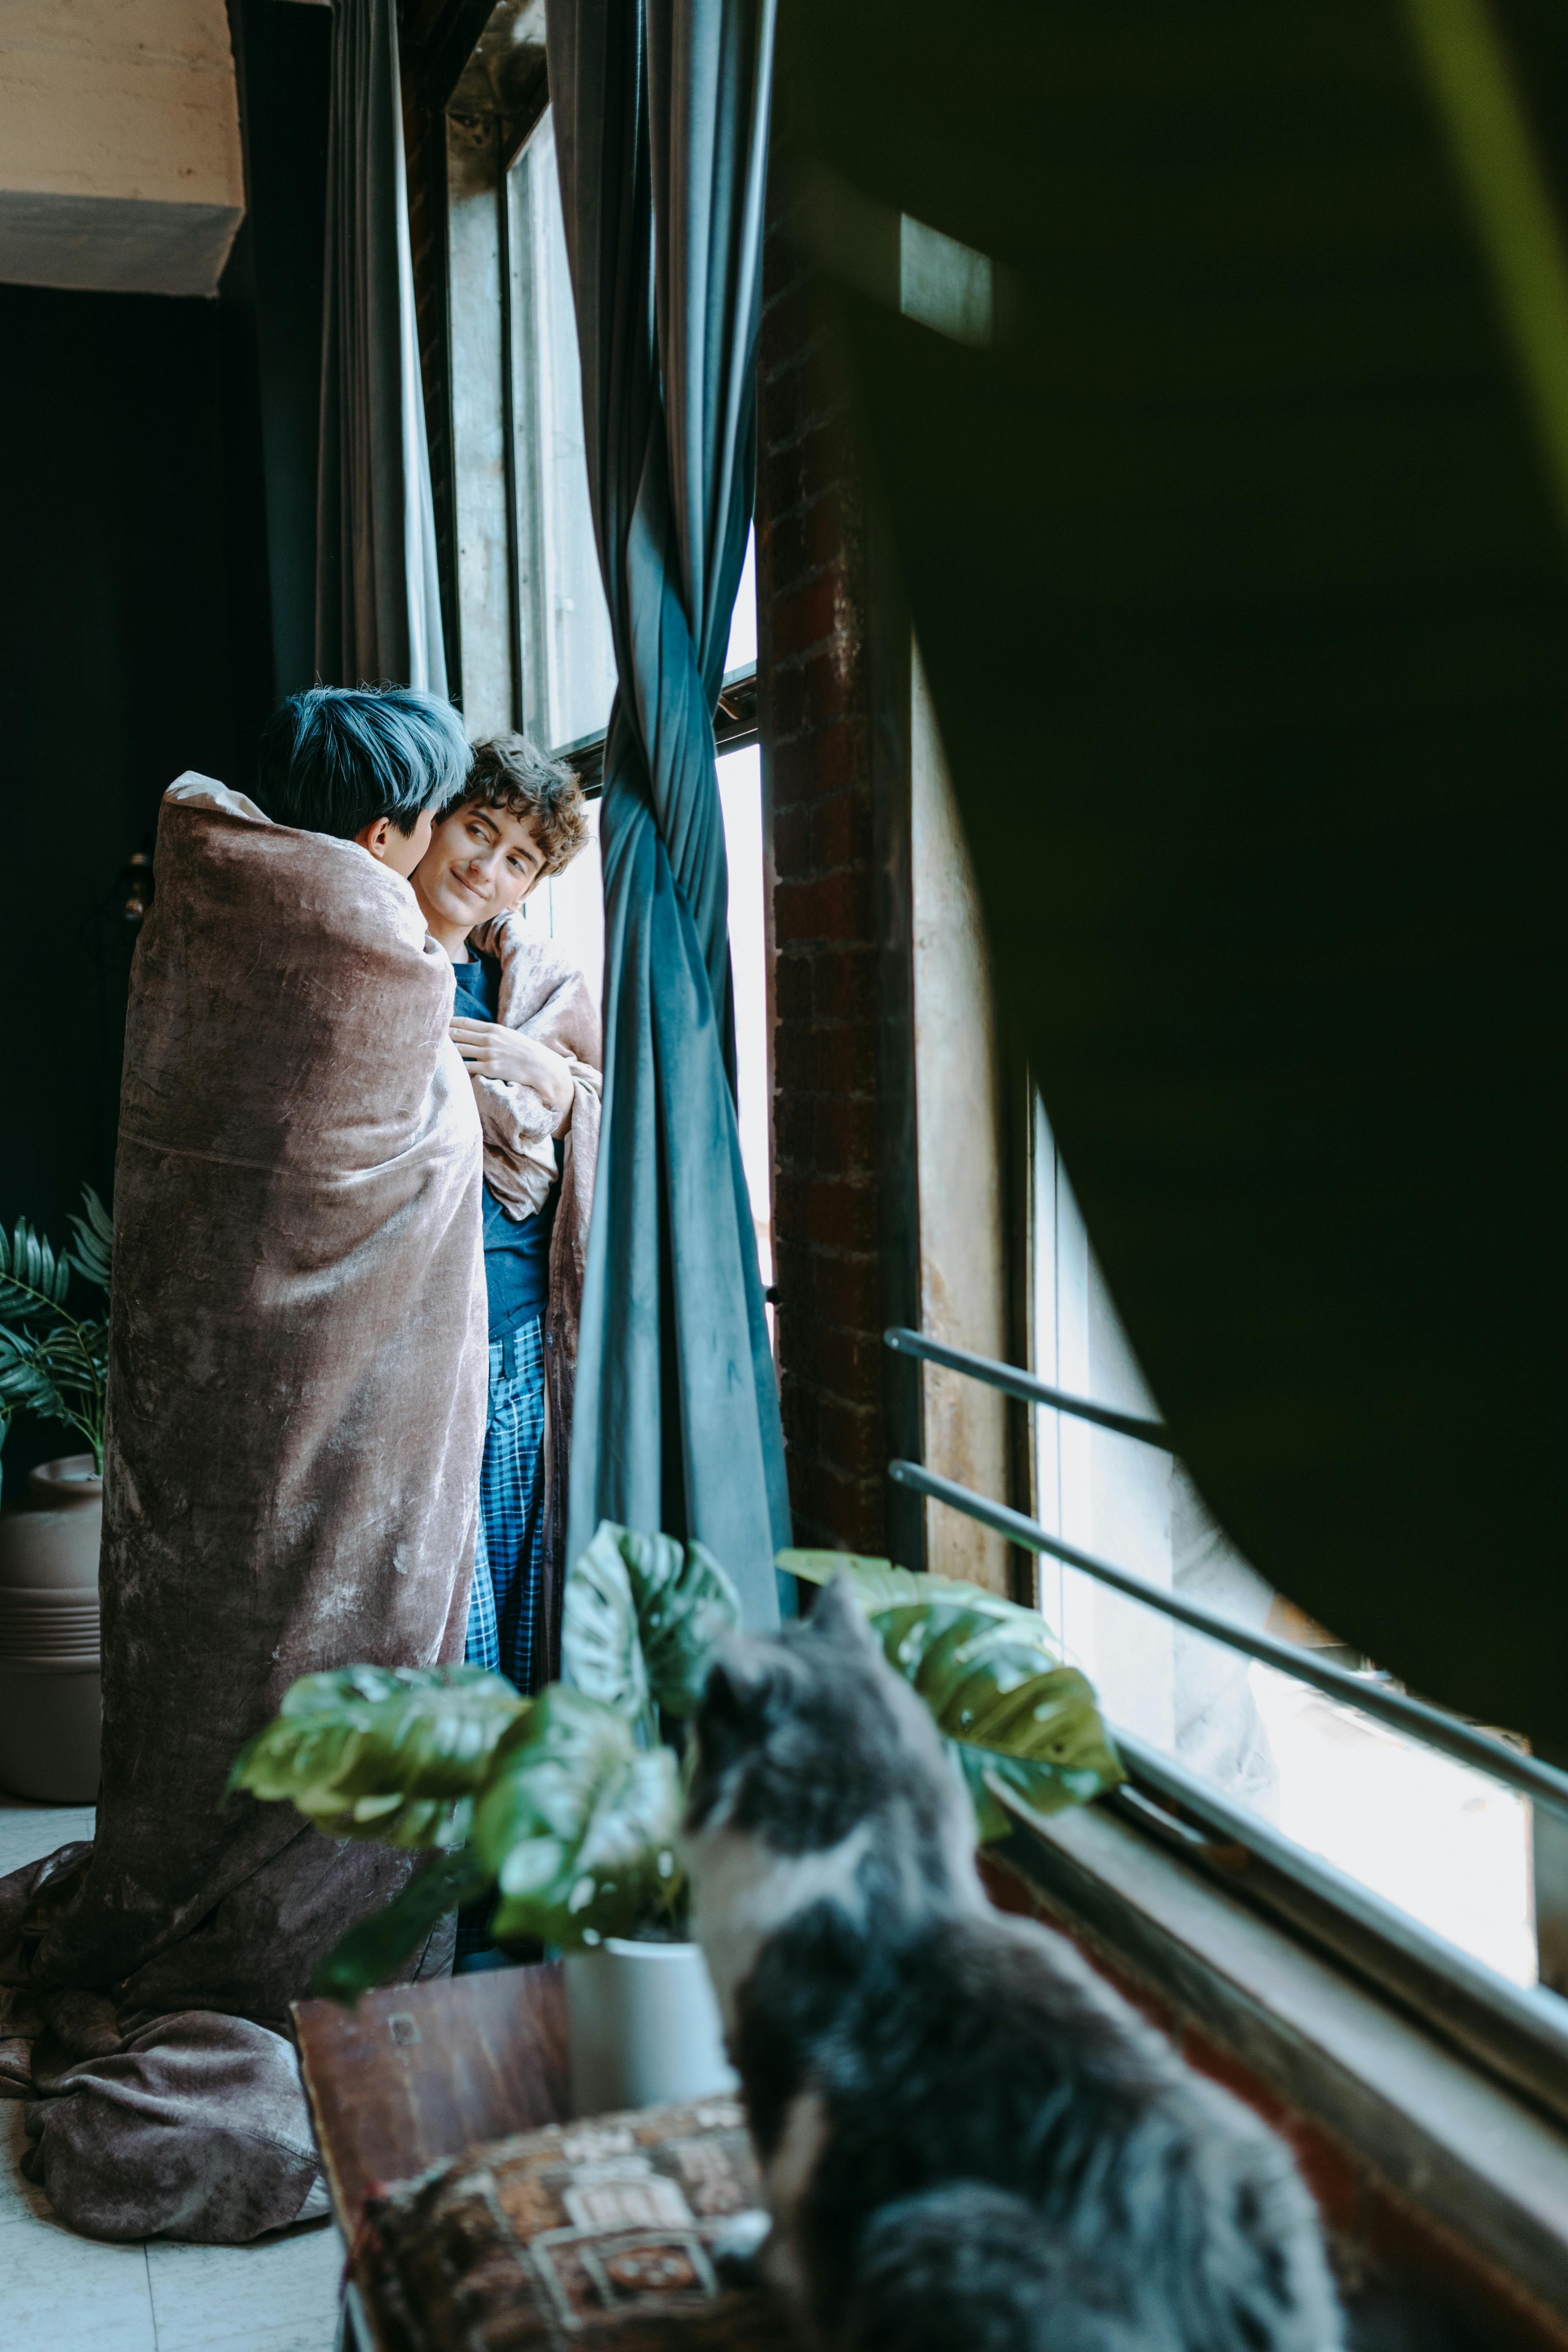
(452, 953, 557, 1339)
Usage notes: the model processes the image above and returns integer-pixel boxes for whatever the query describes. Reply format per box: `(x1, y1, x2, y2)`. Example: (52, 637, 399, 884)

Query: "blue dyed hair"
(255, 685, 472, 841)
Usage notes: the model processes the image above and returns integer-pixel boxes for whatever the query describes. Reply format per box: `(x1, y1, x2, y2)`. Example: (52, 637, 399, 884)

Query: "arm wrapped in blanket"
(468, 912, 603, 1231)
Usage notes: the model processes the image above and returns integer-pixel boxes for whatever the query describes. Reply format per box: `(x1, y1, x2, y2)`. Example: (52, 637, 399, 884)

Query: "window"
(1028, 1107, 1537, 1991)
(446, 89, 772, 1305)
(902, 637, 1552, 2042)
(505, 109, 616, 751)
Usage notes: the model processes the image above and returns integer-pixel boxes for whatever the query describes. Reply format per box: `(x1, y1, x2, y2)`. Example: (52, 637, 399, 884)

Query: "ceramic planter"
(563, 1937, 736, 2117)
(0, 1454, 102, 1800)
(0, 1660, 102, 1801)
(0, 1455, 103, 1591)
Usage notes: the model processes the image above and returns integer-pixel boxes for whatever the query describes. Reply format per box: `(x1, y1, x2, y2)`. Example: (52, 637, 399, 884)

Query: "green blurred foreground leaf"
(474, 1683, 684, 1948)
(564, 1521, 741, 1734)
(780, 1549, 1122, 1837)
(311, 1846, 494, 2003)
(780, 1548, 1025, 1622)
(254, 1532, 1121, 2008)
(231, 1664, 526, 1850)
(873, 1602, 1122, 1839)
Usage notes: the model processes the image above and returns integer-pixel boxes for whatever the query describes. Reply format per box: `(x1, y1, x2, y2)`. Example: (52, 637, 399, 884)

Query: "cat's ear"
(700, 1645, 774, 1724)
(806, 1577, 874, 1649)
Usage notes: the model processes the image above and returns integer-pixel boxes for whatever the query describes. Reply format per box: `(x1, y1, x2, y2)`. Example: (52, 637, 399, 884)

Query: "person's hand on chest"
(450, 1018, 575, 1129)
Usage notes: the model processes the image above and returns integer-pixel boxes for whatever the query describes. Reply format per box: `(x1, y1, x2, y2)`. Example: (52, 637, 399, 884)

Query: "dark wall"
(227, 0, 333, 700)
(0, 287, 237, 1480)
(0, 0, 331, 1485)
(0, 286, 237, 1216)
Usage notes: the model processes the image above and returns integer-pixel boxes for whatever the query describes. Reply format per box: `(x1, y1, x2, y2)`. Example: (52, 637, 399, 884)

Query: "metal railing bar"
(888, 1457, 1568, 1821)
(995, 1734, 1568, 2129)
(884, 1326, 1172, 1448)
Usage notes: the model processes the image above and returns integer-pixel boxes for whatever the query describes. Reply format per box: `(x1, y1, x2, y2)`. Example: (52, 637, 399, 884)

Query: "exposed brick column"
(756, 177, 916, 1559)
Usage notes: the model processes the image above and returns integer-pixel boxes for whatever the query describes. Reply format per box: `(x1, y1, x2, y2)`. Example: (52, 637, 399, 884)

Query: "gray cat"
(681, 1580, 1343, 2352)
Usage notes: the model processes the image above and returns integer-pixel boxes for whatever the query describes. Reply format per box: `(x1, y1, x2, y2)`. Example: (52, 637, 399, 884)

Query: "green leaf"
(561, 1526, 651, 1727)
(473, 1683, 683, 1949)
(67, 1188, 113, 1293)
(868, 1602, 1123, 1841)
(781, 1548, 1051, 1629)
(0, 1216, 70, 1322)
(230, 1664, 526, 1849)
(564, 1521, 741, 1726)
(0, 1328, 60, 1418)
(311, 1846, 494, 2005)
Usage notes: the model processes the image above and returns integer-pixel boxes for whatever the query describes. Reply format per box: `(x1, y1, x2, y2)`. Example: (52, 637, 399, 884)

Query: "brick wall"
(755, 173, 898, 1559)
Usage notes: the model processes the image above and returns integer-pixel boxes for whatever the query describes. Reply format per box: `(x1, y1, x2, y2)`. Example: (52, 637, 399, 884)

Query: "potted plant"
(0, 1188, 114, 1800)
(0, 1186, 114, 1493)
(232, 1528, 1122, 2113)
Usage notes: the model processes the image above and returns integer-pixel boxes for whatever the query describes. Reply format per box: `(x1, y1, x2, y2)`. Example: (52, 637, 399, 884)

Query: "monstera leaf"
(781, 1549, 1030, 1622)
(473, 1683, 684, 1949)
(231, 1665, 526, 1850)
(782, 1553, 1121, 1839)
(873, 1601, 1122, 1840)
(312, 1846, 495, 2004)
(564, 1521, 741, 1736)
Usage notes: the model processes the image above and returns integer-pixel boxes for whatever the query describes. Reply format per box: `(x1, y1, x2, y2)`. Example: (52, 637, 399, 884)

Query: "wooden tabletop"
(293, 1961, 570, 2237)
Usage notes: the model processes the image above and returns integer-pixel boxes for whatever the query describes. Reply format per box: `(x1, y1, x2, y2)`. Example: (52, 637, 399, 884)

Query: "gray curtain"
(316, 0, 447, 691)
(550, 0, 787, 1625)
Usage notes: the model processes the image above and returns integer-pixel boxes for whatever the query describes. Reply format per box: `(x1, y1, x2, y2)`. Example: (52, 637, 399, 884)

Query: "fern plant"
(232, 1524, 1122, 2004)
(0, 1187, 114, 1480)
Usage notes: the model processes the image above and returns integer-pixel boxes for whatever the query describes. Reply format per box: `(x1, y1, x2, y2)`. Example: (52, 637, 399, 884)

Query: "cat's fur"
(681, 1581, 1343, 2352)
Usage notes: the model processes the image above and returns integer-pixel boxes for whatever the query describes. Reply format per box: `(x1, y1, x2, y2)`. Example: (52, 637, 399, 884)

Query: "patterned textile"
(459, 1319, 547, 1970)
(464, 1508, 498, 1678)
(466, 909, 603, 1675)
(361, 2096, 802, 2350)
(463, 1317, 549, 1696)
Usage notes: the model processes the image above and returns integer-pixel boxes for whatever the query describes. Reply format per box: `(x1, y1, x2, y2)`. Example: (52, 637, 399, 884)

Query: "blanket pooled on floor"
(0, 776, 487, 2240)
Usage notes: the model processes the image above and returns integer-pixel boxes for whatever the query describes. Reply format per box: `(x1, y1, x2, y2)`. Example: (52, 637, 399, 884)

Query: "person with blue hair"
(1, 684, 489, 2245)
(254, 681, 472, 867)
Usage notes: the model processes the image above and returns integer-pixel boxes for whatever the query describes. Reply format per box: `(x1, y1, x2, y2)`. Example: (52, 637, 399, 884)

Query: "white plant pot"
(564, 1938, 737, 2118)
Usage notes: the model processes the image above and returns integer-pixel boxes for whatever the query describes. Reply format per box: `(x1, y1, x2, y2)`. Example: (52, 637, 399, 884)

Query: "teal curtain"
(549, 0, 787, 1624)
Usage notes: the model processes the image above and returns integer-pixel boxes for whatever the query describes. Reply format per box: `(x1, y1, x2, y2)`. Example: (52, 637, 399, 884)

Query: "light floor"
(0, 1798, 342, 2352)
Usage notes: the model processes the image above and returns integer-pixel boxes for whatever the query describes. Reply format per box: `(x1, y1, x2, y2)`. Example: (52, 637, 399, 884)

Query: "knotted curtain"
(548, 0, 787, 1624)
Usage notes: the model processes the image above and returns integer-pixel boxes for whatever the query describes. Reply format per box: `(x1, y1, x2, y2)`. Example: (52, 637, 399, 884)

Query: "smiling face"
(412, 798, 548, 956)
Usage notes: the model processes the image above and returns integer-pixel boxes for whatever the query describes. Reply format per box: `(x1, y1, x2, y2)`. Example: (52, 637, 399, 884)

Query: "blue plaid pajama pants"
(463, 1317, 549, 1697)
(458, 1317, 549, 1970)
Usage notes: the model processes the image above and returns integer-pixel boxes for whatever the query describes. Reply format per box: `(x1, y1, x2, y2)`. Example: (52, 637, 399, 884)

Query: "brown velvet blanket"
(471, 911, 602, 1666)
(0, 777, 487, 2240)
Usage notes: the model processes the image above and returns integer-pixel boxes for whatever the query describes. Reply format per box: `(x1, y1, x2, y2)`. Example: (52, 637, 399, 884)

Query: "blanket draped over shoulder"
(468, 910, 602, 1675)
(0, 778, 486, 2242)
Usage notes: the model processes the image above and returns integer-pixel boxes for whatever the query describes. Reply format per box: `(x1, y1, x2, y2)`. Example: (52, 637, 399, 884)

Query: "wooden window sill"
(994, 1798, 1568, 2343)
